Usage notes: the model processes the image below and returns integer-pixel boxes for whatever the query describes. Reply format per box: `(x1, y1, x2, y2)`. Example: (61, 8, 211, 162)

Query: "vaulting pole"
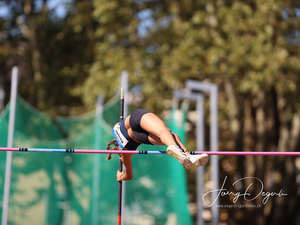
(118, 88, 124, 225)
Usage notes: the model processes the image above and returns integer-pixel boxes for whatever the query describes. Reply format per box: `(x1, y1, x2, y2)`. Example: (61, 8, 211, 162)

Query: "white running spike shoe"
(187, 154, 209, 169)
(166, 145, 193, 169)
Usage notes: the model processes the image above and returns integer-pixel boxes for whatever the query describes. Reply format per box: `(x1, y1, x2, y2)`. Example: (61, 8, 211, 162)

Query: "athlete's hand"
(116, 170, 132, 181)
(117, 170, 125, 181)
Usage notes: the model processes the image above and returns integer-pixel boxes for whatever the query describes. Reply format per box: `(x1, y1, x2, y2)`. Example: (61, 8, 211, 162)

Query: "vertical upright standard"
(173, 90, 206, 225)
(118, 88, 124, 225)
(91, 95, 104, 225)
(2, 66, 18, 225)
(185, 80, 219, 225)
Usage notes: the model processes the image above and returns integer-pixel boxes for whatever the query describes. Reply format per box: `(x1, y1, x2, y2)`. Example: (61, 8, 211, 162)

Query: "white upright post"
(120, 70, 128, 225)
(2, 66, 18, 225)
(173, 90, 206, 225)
(210, 85, 219, 225)
(0, 84, 5, 112)
(186, 80, 219, 225)
(196, 95, 205, 225)
(91, 95, 104, 225)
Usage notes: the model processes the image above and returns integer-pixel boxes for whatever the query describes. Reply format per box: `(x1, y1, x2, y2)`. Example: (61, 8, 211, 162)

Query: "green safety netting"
(0, 92, 192, 225)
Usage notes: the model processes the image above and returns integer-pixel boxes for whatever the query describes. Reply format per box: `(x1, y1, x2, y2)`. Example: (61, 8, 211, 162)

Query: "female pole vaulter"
(112, 109, 209, 181)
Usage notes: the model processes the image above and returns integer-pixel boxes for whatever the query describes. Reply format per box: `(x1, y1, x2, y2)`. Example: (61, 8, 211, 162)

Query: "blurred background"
(1, 0, 300, 225)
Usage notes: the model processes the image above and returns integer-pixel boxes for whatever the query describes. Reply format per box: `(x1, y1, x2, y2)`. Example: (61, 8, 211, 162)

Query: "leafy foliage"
(1, 0, 300, 224)
(0, 0, 96, 115)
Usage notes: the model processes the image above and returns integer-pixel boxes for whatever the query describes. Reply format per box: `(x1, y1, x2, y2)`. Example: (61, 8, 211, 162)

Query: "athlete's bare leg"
(138, 112, 191, 154)
(124, 114, 189, 151)
(123, 112, 208, 169)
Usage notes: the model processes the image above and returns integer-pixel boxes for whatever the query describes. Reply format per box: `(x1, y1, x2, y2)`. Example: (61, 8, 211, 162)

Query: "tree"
(2, 0, 300, 223)
(0, 0, 96, 115)
(87, 1, 300, 224)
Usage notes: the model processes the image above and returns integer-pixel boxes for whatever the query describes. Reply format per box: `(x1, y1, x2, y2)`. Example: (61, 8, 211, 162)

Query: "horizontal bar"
(0, 147, 300, 155)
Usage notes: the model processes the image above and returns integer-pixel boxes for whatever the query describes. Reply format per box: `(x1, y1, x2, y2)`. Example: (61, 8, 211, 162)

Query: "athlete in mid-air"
(112, 109, 209, 181)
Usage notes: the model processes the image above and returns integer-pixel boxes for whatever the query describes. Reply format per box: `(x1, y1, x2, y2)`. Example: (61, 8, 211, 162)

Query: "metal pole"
(173, 90, 206, 225)
(0, 84, 5, 112)
(120, 71, 128, 225)
(196, 95, 205, 225)
(210, 85, 219, 225)
(186, 80, 219, 225)
(2, 66, 18, 225)
(91, 95, 104, 225)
